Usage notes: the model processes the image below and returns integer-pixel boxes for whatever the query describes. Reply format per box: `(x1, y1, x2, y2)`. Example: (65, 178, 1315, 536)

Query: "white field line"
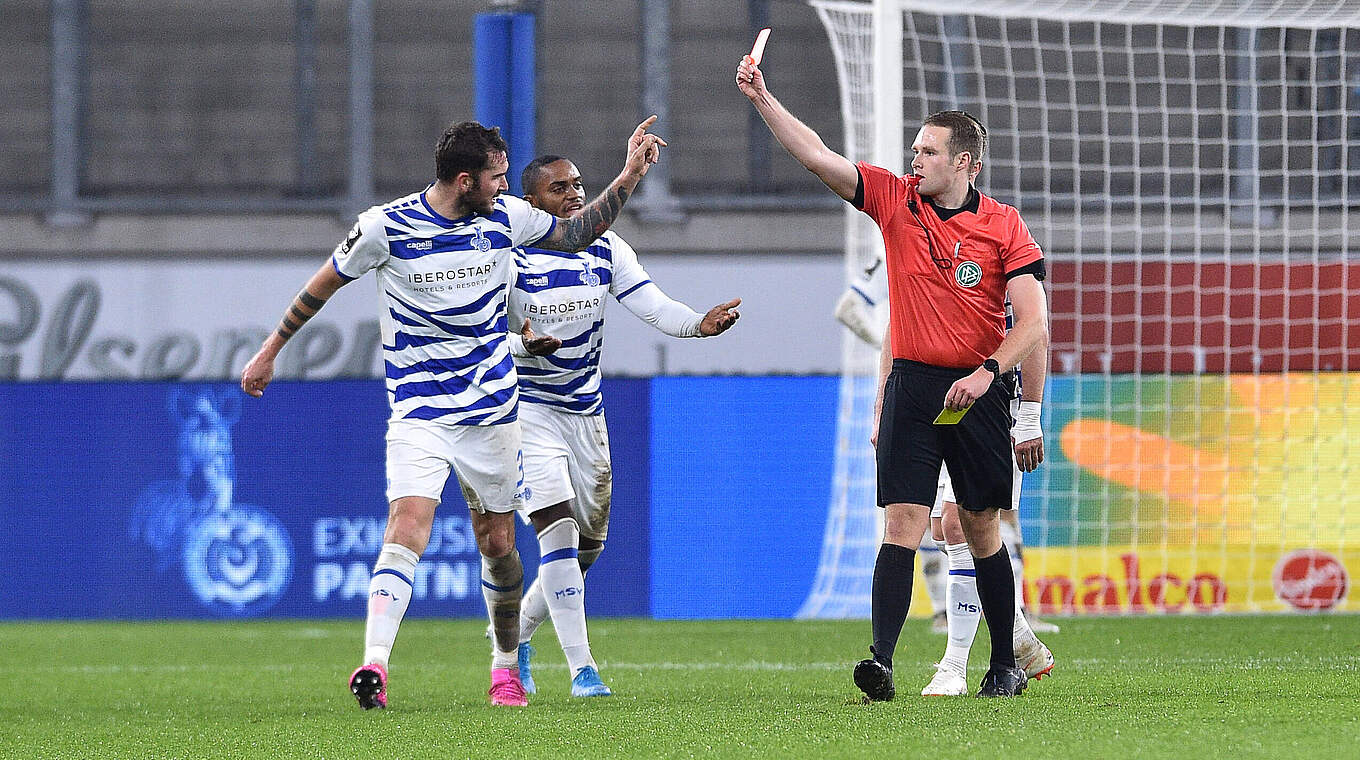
(22, 655, 1360, 676)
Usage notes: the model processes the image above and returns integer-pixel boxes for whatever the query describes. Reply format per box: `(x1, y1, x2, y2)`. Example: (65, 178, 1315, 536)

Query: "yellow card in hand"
(933, 405, 971, 425)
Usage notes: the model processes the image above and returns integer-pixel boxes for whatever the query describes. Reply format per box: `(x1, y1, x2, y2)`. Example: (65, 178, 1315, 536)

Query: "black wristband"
(982, 358, 1001, 381)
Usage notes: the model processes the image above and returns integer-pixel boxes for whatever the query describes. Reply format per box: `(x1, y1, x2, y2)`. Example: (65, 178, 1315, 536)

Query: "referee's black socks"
(974, 545, 1017, 671)
(870, 543, 916, 668)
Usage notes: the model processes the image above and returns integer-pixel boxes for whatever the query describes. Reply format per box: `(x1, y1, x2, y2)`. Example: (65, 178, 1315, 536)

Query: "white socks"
(520, 544, 603, 643)
(363, 543, 419, 668)
(941, 542, 981, 675)
(999, 518, 1026, 611)
(482, 548, 523, 668)
(519, 577, 551, 643)
(534, 518, 595, 674)
(919, 538, 948, 617)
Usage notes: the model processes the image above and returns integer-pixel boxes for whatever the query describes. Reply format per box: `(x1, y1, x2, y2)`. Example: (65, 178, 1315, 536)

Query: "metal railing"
(22, 0, 842, 224)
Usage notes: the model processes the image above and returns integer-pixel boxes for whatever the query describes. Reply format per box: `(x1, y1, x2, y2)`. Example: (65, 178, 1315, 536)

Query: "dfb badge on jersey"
(955, 260, 983, 288)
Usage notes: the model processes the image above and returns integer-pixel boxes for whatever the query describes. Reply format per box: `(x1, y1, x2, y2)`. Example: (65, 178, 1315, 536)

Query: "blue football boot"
(570, 666, 613, 697)
(517, 642, 537, 694)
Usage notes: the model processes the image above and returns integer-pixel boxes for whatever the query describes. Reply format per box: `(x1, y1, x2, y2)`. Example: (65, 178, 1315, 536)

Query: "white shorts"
(932, 454, 1023, 517)
(517, 402, 612, 541)
(385, 418, 525, 514)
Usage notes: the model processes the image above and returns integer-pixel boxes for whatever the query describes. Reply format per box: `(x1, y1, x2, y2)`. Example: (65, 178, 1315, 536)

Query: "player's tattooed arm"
(275, 288, 329, 340)
(241, 262, 349, 397)
(536, 116, 666, 252)
(542, 184, 631, 252)
(269, 264, 348, 344)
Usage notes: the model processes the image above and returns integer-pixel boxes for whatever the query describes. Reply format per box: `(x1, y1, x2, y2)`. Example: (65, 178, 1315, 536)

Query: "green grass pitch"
(4, 615, 1356, 759)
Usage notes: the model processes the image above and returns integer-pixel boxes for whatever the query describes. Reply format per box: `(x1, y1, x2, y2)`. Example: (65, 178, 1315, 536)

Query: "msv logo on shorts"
(955, 261, 983, 288)
(514, 450, 531, 504)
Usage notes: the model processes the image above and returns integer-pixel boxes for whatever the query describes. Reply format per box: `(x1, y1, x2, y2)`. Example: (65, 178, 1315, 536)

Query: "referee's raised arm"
(736, 57, 858, 201)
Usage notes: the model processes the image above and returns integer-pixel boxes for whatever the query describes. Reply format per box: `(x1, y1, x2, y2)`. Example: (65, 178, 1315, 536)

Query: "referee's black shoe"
(976, 665, 1028, 697)
(853, 647, 895, 702)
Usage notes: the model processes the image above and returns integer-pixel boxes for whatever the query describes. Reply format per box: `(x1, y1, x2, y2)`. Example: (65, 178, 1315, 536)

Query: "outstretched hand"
(699, 298, 742, 336)
(624, 115, 668, 178)
(522, 319, 561, 357)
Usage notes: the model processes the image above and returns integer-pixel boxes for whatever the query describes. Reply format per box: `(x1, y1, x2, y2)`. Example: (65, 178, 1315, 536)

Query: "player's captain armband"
(933, 405, 972, 425)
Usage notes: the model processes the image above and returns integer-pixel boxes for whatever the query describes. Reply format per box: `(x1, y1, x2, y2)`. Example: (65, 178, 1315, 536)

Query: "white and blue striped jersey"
(508, 231, 699, 415)
(1004, 296, 1024, 398)
(332, 189, 556, 425)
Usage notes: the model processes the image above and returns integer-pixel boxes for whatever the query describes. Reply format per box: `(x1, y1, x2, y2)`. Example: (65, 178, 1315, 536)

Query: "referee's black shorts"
(876, 358, 1015, 512)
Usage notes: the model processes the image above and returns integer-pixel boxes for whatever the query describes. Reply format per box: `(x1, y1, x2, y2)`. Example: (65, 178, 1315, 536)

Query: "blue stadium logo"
(129, 387, 293, 617)
(183, 507, 293, 617)
(955, 261, 983, 288)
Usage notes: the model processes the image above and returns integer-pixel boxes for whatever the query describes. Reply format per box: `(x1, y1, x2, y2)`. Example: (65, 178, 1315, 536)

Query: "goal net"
(800, 0, 1359, 617)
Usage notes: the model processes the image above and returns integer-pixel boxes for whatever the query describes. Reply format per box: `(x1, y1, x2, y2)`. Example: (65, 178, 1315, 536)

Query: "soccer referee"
(738, 59, 1048, 699)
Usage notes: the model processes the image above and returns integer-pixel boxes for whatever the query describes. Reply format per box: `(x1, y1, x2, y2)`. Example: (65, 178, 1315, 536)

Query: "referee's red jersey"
(855, 162, 1044, 369)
